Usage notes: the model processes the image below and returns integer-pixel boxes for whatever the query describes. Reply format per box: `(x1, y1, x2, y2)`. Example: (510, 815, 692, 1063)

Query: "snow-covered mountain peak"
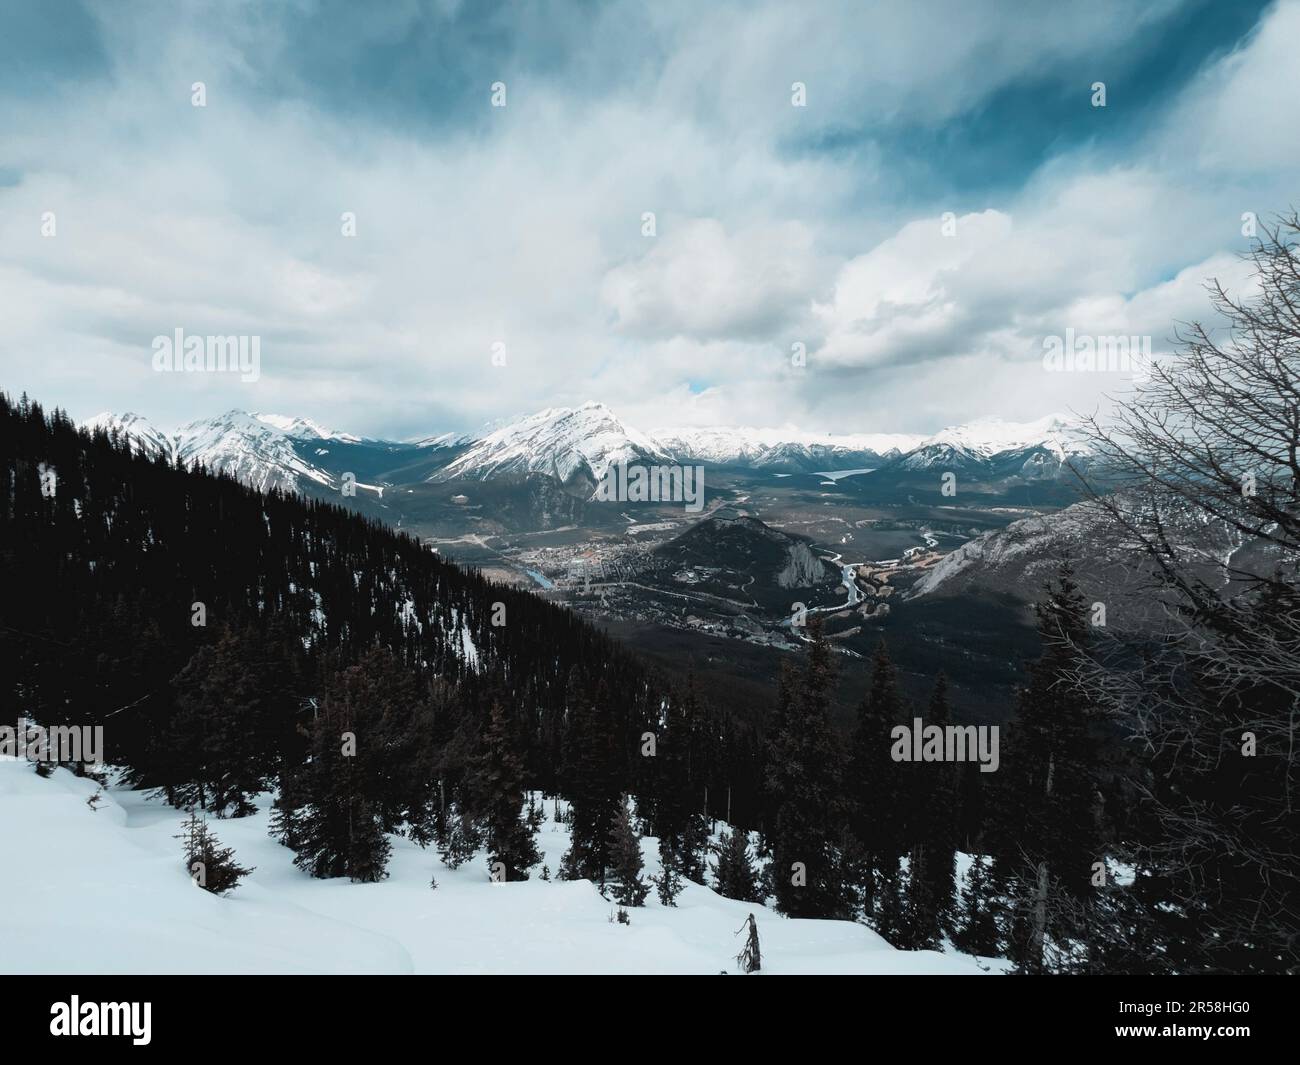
(170, 411, 336, 493)
(411, 430, 471, 449)
(432, 402, 672, 482)
(80, 409, 367, 495)
(251, 413, 362, 444)
(891, 413, 1092, 472)
(82, 411, 177, 460)
(924, 413, 1085, 457)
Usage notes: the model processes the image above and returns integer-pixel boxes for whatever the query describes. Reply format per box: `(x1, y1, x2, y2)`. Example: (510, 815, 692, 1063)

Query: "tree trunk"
(1029, 860, 1048, 975)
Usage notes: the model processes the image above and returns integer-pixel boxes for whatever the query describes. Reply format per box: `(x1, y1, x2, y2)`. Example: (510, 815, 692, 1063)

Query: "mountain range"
(81, 402, 1092, 496)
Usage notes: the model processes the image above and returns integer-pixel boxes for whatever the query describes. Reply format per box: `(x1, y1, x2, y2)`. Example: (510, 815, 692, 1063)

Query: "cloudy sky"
(1, 0, 1295, 438)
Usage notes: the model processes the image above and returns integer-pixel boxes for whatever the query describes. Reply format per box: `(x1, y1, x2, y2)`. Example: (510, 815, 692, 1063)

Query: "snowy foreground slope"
(1, 758, 990, 975)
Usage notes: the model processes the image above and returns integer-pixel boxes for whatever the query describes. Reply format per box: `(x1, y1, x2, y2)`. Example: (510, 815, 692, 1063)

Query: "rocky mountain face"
(906, 493, 1263, 629)
(654, 509, 835, 604)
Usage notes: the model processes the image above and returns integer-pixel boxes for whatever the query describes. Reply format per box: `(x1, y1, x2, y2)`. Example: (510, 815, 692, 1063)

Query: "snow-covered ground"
(1, 756, 992, 975)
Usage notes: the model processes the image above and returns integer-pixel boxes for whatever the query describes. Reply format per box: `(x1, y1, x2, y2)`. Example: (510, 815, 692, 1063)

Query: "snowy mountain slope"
(174, 411, 342, 494)
(2, 758, 992, 975)
(80, 411, 377, 495)
(431, 402, 673, 483)
(653, 414, 1086, 473)
(410, 430, 472, 449)
(250, 413, 364, 445)
(82, 411, 177, 461)
(0, 757, 405, 974)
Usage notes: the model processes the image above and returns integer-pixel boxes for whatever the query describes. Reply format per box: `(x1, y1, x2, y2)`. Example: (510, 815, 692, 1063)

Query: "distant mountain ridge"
(889, 414, 1090, 473)
(82, 410, 379, 493)
(81, 403, 1091, 496)
(649, 424, 924, 473)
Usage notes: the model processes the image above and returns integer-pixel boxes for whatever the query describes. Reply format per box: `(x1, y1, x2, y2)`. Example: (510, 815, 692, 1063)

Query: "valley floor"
(2, 756, 992, 975)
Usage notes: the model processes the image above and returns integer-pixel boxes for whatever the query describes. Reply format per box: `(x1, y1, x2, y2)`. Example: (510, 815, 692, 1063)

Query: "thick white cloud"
(813, 210, 1015, 368)
(602, 219, 823, 340)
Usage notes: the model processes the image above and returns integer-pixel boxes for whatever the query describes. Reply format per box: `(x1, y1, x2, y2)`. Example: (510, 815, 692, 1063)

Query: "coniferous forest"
(1, 392, 764, 881)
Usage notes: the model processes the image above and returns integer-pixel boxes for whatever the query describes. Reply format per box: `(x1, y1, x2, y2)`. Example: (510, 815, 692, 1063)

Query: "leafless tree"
(1070, 212, 1300, 972)
(735, 913, 761, 973)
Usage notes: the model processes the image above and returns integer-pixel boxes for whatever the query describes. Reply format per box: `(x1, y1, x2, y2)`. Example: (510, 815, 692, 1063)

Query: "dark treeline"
(744, 551, 1295, 974)
(751, 217, 1300, 974)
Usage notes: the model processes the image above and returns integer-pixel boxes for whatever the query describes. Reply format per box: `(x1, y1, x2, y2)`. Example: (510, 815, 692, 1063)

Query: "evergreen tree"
(994, 566, 1107, 972)
(271, 661, 392, 882)
(605, 795, 648, 906)
(953, 853, 1001, 957)
(847, 640, 908, 921)
(167, 626, 282, 816)
(560, 679, 622, 882)
(678, 804, 710, 883)
(472, 700, 540, 881)
(176, 812, 253, 895)
(871, 858, 908, 945)
(330, 648, 436, 842)
(437, 805, 481, 870)
(901, 673, 958, 949)
(956, 761, 985, 852)
(652, 678, 709, 882)
(652, 842, 684, 906)
(764, 619, 847, 918)
(714, 827, 761, 903)
(898, 849, 940, 950)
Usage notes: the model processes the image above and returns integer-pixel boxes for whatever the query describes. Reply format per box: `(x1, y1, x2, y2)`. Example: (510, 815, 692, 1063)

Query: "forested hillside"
(0, 393, 763, 859)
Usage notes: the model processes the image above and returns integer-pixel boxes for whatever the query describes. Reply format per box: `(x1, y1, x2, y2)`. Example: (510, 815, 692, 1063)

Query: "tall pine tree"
(847, 640, 907, 926)
(471, 700, 540, 881)
(714, 827, 761, 903)
(993, 565, 1107, 972)
(605, 795, 648, 906)
(900, 673, 958, 949)
(764, 619, 847, 918)
(560, 677, 622, 883)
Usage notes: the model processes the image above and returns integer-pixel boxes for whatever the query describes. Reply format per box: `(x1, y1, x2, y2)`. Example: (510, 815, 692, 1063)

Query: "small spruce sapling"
(176, 811, 253, 895)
